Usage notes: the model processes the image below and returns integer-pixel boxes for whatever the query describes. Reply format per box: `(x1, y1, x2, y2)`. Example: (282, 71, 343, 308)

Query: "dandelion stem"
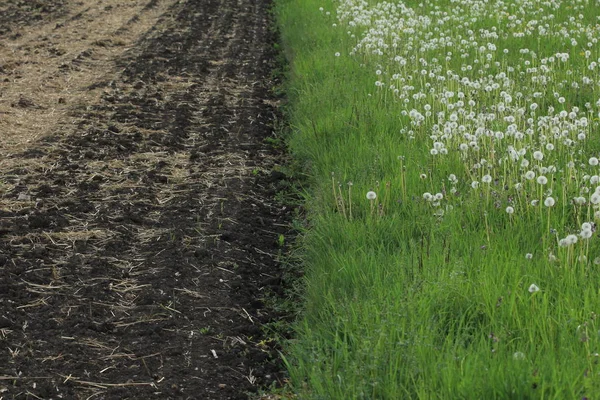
(338, 184, 347, 220)
(484, 212, 491, 246)
(348, 183, 353, 221)
(332, 173, 339, 214)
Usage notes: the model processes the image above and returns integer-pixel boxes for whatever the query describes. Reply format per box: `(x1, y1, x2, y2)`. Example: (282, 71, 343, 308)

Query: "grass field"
(276, 0, 600, 398)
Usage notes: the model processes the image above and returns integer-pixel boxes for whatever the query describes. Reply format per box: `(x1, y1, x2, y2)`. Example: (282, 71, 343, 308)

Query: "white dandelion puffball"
(566, 234, 578, 245)
(525, 253, 533, 259)
(575, 196, 586, 205)
(513, 352, 526, 360)
(544, 197, 555, 207)
(528, 284, 540, 293)
(506, 206, 514, 214)
(582, 222, 592, 231)
(482, 174, 492, 183)
(423, 192, 433, 201)
(537, 176, 548, 185)
(366, 191, 377, 200)
(581, 229, 593, 239)
(525, 171, 535, 180)
(590, 157, 599, 166)
(533, 151, 544, 161)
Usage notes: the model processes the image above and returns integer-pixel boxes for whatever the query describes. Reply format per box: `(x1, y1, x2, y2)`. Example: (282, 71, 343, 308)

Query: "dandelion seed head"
(528, 284, 540, 293)
(525, 171, 535, 180)
(544, 197, 555, 207)
(366, 191, 377, 200)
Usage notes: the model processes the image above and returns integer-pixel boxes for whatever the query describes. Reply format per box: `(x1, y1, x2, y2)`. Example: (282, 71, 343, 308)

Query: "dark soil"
(0, 0, 296, 399)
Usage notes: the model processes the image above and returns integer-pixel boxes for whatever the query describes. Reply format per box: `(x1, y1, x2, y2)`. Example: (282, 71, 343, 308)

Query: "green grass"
(275, 0, 600, 398)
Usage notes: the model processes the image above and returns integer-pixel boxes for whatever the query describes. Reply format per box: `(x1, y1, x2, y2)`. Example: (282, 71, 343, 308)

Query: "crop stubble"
(0, 0, 293, 398)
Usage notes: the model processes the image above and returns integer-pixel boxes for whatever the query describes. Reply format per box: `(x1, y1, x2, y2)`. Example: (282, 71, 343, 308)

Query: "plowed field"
(0, 1, 293, 398)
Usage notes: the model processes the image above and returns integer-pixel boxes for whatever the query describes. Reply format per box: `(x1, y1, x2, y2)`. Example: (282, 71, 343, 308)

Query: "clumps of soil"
(0, 0, 298, 398)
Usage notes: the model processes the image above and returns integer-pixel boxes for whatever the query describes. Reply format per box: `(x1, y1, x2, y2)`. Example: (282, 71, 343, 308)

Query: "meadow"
(276, 0, 600, 397)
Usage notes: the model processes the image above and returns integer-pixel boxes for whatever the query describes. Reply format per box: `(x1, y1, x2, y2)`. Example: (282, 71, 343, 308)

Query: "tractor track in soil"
(0, 1, 295, 399)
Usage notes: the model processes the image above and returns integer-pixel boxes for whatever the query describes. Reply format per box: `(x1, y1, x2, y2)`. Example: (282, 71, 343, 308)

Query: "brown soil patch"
(0, 0, 295, 399)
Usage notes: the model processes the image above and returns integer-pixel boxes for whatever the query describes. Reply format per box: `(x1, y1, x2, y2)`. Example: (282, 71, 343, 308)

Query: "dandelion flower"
(366, 191, 377, 200)
(582, 222, 592, 231)
(525, 171, 535, 180)
(566, 234, 578, 245)
(533, 151, 544, 161)
(435, 193, 443, 200)
(590, 157, 599, 166)
(537, 176, 548, 185)
(544, 197, 555, 207)
(506, 206, 514, 214)
(513, 352, 526, 360)
(528, 284, 540, 293)
(423, 192, 433, 201)
(482, 174, 492, 184)
(581, 229, 593, 239)
(471, 181, 480, 189)
(525, 253, 533, 259)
